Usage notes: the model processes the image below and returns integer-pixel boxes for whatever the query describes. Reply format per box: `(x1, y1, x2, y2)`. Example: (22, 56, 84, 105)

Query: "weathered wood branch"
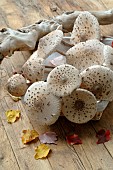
(54, 8, 113, 32)
(0, 8, 113, 61)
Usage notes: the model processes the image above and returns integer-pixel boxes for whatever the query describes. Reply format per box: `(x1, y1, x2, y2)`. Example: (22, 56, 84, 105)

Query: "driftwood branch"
(0, 8, 113, 60)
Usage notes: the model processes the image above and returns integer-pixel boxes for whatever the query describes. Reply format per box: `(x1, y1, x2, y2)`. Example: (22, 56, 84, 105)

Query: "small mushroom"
(66, 39, 104, 72)
(103, 45, 113, 71)
(47, 64, 81, 97)
(7, 74, 28, 97)
(37, 29, 63, 59)
(70, 11, 100, 45)
(62, 88, 97, 124)
(24, 81, 61, 125)
(22, 57, 44, 83)
(80, 65, 113, 101)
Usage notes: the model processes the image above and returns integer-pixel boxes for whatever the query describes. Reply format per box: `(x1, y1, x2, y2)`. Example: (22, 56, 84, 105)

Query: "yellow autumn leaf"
(5, 110, 21, 123)
(34, 144, 51, 160)
(22, 129, 39, 144)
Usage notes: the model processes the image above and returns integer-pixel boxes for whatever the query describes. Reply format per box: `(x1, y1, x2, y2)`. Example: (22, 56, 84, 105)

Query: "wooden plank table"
(0, 0, 113, 170)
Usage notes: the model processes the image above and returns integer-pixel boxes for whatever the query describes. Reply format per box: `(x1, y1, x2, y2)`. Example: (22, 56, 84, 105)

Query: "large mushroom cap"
(80, 65, 113, 101)
(47, 64, 82, 97)
(70, 11, 100, 45)
(7, 74, 28, 97)
(103, 45, 113, 71)
(62, 88, 97, 124)
(22, 57, 44, 83)
(24, 81, 61, 125)
(66, 39, 104, 72)
(37, 30, 63, 59)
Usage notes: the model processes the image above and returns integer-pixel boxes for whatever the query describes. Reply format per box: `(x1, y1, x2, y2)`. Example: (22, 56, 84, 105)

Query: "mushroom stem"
(0, 9, 113, 59)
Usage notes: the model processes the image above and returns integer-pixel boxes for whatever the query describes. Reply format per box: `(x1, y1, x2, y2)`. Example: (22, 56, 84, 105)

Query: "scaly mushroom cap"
(70, 11, 100, 45)
(22, 57, 44, 83)
(37, 30, 63, 59)
(80, 65, 113, 101)
(66, 39, 104, 72)
(7, 74, 28, 97)
(47, 64, 81, 97)
(103, 45, 113, 71)
(24, 81, 61, 125)
(62, 88, 97, 124)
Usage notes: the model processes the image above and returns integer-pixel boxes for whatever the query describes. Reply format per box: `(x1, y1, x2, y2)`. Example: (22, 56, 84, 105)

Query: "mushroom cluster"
(6, 11, 113, 125)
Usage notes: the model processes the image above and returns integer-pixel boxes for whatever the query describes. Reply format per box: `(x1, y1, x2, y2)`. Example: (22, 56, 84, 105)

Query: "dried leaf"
(96, 129, 111, 144)
(34, 144, 51, 159)
(5, 110, 21, 123)
(66, 134, 82, 145)
(22, 129, 39, 144)
(50, 55, 66, 66)
(112, 41, 113, 48)
(39, 132, 58, 144)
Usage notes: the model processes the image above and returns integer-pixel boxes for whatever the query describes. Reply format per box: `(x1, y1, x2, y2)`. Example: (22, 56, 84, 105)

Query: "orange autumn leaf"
(22, 129, 39, 144)
(34, 144, 51, 160)
(5, 110, 21, 123)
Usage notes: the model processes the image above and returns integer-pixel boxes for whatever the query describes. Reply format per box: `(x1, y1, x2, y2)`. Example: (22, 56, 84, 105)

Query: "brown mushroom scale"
(73, 100, 85, 111)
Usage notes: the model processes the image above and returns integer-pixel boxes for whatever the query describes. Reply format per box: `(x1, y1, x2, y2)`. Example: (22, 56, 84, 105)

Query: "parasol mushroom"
(62, 88, 97, 124)
(70, 11, 100, 45)
(37, 29, 63, 59)
(24, 81, 61, 125)
(66, 39, 104, 72)
(6, 74, 28, 97)
(80, 65, 113, 101)
(47, 64, 81, 97)
(22, 57, 44, 83)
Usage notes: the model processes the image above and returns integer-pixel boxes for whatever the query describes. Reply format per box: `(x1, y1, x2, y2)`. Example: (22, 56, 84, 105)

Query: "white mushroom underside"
(70, 11, 100, 45)
(62, 88, 97, 124)
(47, 64, 81, 97)
(66, 40, 104, 72)
(80, 65, 113, 101)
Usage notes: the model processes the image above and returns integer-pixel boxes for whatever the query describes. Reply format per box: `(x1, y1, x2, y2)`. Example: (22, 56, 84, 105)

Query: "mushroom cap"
(24, 81, 61, 125)
(37, 30, 63, 59)
(66, 39, 104, 72)
(70, 11, 100, 45)
(22, 57, 44, 83)
(7, 74, 28, 97)
(80, 65, 113, 101)
(47, 64, 82, 97)
(62, 88, 97, 124)
(103, 45, 113, 71)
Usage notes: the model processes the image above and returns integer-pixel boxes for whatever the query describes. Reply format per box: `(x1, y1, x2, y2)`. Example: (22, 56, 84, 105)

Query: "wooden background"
(0, 0, 113, 170)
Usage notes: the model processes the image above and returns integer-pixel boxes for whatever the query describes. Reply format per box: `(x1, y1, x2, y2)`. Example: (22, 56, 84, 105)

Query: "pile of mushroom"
(5, 11, 113, 125)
